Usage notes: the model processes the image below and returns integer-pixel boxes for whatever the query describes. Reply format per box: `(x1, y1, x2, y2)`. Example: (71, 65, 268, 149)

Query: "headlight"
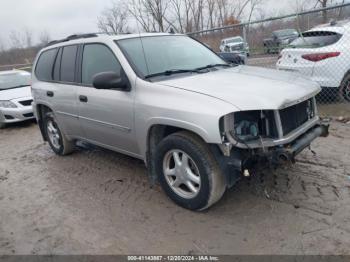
(234, 120, 259, 141)
(221, 110, 277, 143)
(0, 101, 17, 108)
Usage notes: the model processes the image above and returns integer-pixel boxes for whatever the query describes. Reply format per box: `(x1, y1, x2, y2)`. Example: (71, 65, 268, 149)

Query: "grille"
(23, 113, 34, 118)
(19, 99, 33, 106)
(279, 99, 314, 136)
(231, 44, 244, 51)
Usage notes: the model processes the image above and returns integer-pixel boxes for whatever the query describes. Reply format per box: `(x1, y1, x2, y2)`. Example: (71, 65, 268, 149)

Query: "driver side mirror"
(92, 71, 130, 91)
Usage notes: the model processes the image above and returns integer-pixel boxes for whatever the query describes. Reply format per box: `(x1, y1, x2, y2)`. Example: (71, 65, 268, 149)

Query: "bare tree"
(0, 38, 5, 53)
(24, 28, 33, 48)
(129, 0, 155, 32)
(9, 30, 25, 49)
(39, 30, 51, 46)
(206, 0, 217, 29)
(97, 1, 130, 34)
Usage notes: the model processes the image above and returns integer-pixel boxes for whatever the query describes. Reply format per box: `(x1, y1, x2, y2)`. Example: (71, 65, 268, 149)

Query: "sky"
(0, 0, 336, 48)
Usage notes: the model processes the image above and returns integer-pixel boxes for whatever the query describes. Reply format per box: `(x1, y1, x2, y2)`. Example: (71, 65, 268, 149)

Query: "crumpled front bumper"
(216, 120, 330, 188)
(269, 121, 329, 165)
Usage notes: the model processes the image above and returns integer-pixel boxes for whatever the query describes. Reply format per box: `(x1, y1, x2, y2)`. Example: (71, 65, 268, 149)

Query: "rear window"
(35, 48, 57, 81)
(289, 31, 342, 48)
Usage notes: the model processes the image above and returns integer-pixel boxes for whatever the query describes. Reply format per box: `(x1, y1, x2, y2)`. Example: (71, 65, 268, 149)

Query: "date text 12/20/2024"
(127, 255, 220, 261)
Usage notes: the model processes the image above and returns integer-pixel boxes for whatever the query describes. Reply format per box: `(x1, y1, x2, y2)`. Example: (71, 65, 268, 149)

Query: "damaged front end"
(215, 97, 329, 188)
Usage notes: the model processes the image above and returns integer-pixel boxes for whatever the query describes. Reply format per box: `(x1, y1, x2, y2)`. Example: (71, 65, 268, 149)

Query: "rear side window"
(290, 31, 342, 48)
(35, 48, 57, 81)
(60, 45, 78, 82)
(81, 44, 122, 85)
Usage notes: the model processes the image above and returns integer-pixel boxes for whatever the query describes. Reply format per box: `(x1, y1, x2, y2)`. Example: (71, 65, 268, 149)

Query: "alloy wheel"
(163, 149, 201, 199)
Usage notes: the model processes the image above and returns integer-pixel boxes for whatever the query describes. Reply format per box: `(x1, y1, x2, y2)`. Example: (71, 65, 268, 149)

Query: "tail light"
(302, 52, 340, 62)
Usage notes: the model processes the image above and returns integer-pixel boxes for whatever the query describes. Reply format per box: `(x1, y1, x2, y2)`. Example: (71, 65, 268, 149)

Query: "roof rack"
(45, 33, 100, 47)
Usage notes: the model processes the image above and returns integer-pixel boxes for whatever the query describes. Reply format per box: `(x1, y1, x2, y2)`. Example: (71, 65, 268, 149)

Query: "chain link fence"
(189, 3, 350, 118)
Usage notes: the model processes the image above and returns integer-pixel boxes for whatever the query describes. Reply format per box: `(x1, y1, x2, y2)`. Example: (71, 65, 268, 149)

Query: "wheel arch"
(35, 103, 53, 141)
(144, 120, 219, 184)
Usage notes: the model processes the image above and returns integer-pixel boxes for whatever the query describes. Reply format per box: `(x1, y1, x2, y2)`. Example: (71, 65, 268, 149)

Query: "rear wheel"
(43, 112, 75, 155)
(340, 73, 350, 102)
(155, 131, 226, 211)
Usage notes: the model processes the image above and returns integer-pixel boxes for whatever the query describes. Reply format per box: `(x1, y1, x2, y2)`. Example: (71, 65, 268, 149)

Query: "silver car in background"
(0, 70, 34, 128)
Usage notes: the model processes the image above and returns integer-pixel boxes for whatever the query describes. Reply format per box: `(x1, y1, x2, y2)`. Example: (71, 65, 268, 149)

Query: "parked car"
(0, 70, 34, 128)
(204, 42, 246, 64)
(277, 20, 350, 101)
(219, 36, 250, 56)
(217, 52, 246, 65)
(263, 29, 299, 53)
(32, 33, 328, 210)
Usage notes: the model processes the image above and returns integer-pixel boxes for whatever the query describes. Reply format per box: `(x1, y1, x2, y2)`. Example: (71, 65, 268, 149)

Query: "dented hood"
(160, 66, 321, 110)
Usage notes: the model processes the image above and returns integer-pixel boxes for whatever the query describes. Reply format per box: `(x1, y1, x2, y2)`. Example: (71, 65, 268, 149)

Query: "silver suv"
(32, 33, 329, 210)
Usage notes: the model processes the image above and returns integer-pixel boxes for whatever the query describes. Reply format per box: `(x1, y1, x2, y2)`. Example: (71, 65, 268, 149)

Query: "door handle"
(47, 91, 54, 97)
(79, 95, 88, 103)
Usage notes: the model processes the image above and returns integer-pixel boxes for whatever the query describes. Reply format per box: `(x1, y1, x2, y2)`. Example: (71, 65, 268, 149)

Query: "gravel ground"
(0, 120, 350, 255)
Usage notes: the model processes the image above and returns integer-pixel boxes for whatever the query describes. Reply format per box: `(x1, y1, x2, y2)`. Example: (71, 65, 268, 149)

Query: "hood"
(0, 86, 31, 101)
(226, 42, 243, 47)
(159, 66, 321, 111)
(279, 35, 298, 40)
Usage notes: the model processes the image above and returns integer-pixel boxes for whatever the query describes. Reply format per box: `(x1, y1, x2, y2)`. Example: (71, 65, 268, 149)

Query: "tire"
(154, 131, 227, 211)
(340, 73, 350, 102)
(0, 122, 6, 129)
(43, 111, 75, 155)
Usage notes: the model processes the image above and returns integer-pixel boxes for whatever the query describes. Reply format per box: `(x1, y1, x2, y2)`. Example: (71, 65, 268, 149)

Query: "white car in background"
(0, 70, 34, 128)
(219, 36, 250, 56)
(277, 20, 350, 101)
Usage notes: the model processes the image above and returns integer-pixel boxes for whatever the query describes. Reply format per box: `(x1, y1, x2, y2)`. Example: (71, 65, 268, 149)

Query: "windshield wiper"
(3, 84, 30, 90)
(193, 63, 231, 71)
(145, 69, 200, 79)
(144, 64, 231, 79)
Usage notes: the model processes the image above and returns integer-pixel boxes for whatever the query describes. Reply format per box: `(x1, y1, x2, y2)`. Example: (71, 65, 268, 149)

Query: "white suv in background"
(219, 36, 250, 56)
(277, 20, 350, 101)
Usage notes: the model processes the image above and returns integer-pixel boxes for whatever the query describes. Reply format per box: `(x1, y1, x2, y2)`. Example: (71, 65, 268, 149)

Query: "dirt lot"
(0, 120, 350, 255)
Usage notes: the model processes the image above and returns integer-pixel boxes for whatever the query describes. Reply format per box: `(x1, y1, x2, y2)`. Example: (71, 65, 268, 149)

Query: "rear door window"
(289, 31, 342, 48)
(60, 45, 78, 82)
(35, 48, 58, 81)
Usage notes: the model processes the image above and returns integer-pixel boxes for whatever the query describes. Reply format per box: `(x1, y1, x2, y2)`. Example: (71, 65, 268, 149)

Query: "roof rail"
(45, 33, 99, 47)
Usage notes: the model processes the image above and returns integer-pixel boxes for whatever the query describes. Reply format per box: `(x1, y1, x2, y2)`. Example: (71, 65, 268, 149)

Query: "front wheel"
(155, 131, 226, 211)
(43, 112, 75, 155)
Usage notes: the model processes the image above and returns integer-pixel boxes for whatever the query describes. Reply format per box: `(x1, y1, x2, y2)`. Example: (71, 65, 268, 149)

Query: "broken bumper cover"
(215, 120, 329, 187)
(270, 121, 329, 165)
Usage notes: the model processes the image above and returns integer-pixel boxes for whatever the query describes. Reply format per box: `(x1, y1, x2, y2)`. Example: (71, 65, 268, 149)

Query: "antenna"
(135, 20, 150, 76)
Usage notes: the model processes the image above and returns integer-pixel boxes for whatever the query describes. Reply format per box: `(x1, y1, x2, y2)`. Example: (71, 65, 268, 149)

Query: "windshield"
(289, 31, 342, 48)
(275, 29, 298, 37)
(117, 35, 225, 78)
(0, 72, 31, 90)
(226, 37, 243, 44)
